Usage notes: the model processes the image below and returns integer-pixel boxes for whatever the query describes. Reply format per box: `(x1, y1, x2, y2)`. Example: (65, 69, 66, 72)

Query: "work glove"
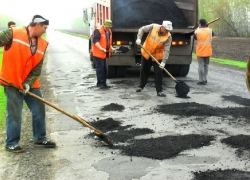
(136, 39, 141, 45)
(19, 83, 30, 95)
(159, 62, 165, 69)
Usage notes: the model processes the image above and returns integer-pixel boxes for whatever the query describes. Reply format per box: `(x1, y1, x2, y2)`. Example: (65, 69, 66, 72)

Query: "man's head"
(29, 15, 49, 37)
(8, 21, 16, 28)
(199, 19, 207, 26)
(161, 20, 173, 33)
(104, 19, 112, 29)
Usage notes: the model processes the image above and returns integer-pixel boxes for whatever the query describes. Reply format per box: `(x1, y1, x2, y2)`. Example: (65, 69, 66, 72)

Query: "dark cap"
(199, 19, 207, 26)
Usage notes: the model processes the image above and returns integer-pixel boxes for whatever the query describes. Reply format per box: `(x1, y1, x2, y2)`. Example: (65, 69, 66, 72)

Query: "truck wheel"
(165, 65, 180, 77)
(90, 52, 95, 68)
(107, 66, 116, 78)
(178, 65, 190, 77)
(116, 67, 126, 77)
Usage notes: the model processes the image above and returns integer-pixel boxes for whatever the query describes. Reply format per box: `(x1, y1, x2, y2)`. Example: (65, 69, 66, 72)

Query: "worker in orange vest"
(135, 21, 173, 97)
(0, 15, 56, 153)
(92, 19, 116, 88)
(194, 19, 214, 85)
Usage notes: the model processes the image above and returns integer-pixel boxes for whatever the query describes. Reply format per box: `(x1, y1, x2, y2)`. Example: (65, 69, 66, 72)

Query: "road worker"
(135, 21, 173, 97)
(92, 19, 116, 88)
(8, 21, 16, 28)
(0, 15, 56, 153)
(194, 18, 214, 85)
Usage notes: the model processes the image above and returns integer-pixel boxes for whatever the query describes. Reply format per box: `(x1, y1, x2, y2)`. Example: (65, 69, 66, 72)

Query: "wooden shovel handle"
(139, 44, 177, 82)
(0, 77, 105, 136)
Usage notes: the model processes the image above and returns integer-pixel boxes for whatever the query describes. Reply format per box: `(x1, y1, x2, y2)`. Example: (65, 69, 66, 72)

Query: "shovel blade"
(175, 81, 190, 97)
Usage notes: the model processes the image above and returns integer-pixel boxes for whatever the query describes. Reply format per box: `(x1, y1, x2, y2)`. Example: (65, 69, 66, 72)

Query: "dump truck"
(83, 0, 198, 78)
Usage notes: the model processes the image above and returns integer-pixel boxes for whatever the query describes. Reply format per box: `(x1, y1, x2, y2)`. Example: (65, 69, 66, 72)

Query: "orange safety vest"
(141, 25, 170, 60)
(0, 27, 48, 89)
(92, 26, 112, 59)
(195, 27, 213, 57)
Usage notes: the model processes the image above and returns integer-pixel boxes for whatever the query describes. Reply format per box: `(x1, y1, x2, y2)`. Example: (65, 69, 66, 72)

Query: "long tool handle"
(206, 17, 220, 26)
(0, 78, 108, 138)
(139, 44, 177, 82)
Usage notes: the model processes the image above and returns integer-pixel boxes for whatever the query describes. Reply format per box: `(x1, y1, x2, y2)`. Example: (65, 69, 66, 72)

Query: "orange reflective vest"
(141, 25, 170, 60)
(0, 27, 48, 89)
(195, 27, 213, 57)
(92, 26, 112, 59)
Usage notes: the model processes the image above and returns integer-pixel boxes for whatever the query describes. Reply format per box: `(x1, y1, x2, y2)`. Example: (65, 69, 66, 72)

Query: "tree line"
(199, 0, 250, 37)
(0, 14, 23, 31)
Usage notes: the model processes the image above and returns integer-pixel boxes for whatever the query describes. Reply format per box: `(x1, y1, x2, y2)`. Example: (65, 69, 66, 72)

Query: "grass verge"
(0, 48, 6, 134)
(192, 53, 247, 69)
(58, 30, 89, 39)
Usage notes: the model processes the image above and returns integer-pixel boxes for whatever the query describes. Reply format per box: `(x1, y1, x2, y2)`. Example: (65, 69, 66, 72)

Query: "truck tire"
(165, 65, 180, 77)
(178, 65, 190, 77)
(107, 66, 116, 78)
(90, 53, 95, 68)
(116, 67, 126, 77)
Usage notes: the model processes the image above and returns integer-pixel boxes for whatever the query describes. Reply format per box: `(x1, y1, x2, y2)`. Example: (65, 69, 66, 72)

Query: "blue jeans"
(4, 86, 47, 148)
(94, 57, 107, 87)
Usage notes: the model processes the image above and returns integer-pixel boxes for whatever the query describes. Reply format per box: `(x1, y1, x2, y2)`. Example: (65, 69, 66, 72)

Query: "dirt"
(194, 37, 250, 62)
(0, 59, 60, 180)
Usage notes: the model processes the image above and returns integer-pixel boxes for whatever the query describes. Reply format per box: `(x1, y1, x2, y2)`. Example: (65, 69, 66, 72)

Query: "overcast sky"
(0, 0, 97, 29)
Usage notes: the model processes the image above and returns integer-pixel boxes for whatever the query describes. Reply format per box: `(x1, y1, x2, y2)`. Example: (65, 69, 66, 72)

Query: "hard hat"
(104, 19, 112, 28)
(162, 21, 173, 31)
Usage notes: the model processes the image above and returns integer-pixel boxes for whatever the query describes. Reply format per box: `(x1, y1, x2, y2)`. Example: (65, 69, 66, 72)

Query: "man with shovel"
(0, 15, 56, 153)
(135, 21, 173, 97)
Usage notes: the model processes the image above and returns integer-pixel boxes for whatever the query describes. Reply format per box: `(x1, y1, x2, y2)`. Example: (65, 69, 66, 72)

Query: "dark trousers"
(139, 56, 163, 93)
(94, 57, 107, 87)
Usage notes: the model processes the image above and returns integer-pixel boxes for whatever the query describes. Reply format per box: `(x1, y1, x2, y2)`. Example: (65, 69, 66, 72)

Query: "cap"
(162, 21, 173, 31)
(199, 19, 207, 25)
(104, 19, 112, 28)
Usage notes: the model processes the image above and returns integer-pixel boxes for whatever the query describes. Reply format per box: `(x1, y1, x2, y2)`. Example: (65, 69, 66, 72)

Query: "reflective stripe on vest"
(141, 25, 170, 60)
(195, 28, 212, 57)
(92, 27, 112, 59)
(0, 27, 48, 89)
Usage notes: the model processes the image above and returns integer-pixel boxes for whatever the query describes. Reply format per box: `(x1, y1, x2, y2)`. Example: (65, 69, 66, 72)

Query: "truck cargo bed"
(112, 0, 188, 29)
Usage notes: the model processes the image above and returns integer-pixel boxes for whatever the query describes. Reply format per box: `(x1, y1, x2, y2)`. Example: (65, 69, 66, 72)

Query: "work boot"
(197, 82, 206, 85)
(35, 140, 56, 148)
(5, 145, 25, 153)
(157, 92, 166, 97)
(136, 87, 143, 92)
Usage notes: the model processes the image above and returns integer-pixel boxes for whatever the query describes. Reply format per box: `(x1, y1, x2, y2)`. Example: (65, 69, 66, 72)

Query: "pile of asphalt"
(113, 0, 187, 28)
(155, 101, 250, 121)
(193, 169, 250, 180)
(89, 97, 250, 178)
(90, 117, 215, 160)
(101, 103, 125, 112)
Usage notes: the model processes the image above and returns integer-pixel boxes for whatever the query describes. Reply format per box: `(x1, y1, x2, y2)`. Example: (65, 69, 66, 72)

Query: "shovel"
(0, 77, 114, 146)
(107, 46, 129, 53)
(139, 44, 190, 97)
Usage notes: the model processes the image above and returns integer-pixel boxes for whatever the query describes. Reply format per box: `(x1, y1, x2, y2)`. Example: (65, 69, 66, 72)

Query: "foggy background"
(0, 0, 97, 30)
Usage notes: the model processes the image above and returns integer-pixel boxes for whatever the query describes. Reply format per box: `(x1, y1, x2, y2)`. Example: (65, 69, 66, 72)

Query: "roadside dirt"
(194, 37, 250, 62)
(0, 60, 60, 180)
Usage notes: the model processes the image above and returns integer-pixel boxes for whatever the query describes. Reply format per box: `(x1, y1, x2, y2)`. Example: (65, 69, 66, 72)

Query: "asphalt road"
(2, 30, 250, 180)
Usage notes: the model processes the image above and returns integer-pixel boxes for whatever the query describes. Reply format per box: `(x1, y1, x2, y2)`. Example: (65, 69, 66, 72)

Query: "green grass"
(0, 47, 6, 133)
(192, 53, 247, 69)
(58, 30, 89, 39)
